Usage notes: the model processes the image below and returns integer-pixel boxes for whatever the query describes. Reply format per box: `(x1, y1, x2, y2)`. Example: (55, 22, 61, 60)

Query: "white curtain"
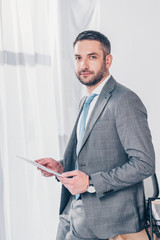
(0, 0, 100, 239)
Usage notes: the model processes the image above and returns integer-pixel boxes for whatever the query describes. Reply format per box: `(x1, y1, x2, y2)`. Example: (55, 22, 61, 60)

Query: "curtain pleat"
(0, 0, 99, 239)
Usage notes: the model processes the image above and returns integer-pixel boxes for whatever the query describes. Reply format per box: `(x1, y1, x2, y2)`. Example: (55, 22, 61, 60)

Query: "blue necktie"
(75, 93, 97, 200)
(76, 93, 97, 156)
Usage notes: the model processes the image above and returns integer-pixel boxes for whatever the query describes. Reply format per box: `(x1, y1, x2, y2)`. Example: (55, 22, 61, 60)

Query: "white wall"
(99, 0, 160, 183)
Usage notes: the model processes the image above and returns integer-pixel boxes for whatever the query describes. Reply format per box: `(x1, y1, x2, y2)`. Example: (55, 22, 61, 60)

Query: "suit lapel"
(78, 76, 116, 155)
(64, 96, 86, 167)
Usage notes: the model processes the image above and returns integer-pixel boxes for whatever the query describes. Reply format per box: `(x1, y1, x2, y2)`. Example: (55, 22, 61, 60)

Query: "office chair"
(144, 173, 160, 240)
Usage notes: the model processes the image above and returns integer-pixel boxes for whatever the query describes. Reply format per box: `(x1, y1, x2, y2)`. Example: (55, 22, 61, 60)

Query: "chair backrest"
(152, 199, 160, 224)
(143, 173, 159, 200)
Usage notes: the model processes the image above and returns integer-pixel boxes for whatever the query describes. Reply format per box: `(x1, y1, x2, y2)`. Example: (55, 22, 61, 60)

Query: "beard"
(76, 62, 107, 86)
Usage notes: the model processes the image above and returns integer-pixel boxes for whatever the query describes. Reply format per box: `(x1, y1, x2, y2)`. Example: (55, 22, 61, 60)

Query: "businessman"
(36, 30, 155, 239)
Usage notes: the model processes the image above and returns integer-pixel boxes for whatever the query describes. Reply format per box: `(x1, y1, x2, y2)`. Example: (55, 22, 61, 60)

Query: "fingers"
(57, 170, 78, 184)
(35, 158, 64, 179)
(35, 158, 55, 177)
(39, 169, 54, 177)
(41, 171, 53, 177)
(58, 170, 89, 195)
(35, 158, 51, 165)
(62, 170, 78, 178)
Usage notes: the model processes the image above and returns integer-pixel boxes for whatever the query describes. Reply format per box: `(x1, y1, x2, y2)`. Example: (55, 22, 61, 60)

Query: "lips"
(80, 71, 93, 76)
(81, 73, 91, 76)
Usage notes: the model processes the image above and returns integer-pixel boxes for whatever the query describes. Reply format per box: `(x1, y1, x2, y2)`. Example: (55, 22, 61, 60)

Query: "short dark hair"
(73, 30, 111, 56)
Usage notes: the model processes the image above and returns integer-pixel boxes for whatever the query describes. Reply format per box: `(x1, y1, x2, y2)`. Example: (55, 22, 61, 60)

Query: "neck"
(86, 72, 109, 94)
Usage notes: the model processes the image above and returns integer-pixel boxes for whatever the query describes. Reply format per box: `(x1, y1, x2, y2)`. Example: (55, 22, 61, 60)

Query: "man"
(36, 30, 155, 239)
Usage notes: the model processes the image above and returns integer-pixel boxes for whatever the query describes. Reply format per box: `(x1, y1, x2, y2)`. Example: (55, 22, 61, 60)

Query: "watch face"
(87, 185, 96, 193)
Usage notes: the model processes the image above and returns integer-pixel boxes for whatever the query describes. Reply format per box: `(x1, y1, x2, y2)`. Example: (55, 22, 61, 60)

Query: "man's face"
(74, 40, 109, 87)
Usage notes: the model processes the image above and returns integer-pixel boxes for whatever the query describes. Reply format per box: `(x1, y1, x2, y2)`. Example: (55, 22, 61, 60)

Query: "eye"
(75, 56, 81, 60)
(89, 55, 97, 59)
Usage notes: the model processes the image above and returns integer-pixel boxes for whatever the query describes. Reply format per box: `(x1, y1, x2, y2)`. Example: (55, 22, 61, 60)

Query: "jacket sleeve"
(90, 91, 155, 198)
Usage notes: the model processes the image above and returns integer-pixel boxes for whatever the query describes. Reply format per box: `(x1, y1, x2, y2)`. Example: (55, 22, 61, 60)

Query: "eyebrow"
(88, 52, 99, 56)
(74, 52, 99, 57)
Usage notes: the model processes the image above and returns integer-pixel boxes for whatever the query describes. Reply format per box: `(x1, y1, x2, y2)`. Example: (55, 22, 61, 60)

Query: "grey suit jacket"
(59, 76, 155, 239)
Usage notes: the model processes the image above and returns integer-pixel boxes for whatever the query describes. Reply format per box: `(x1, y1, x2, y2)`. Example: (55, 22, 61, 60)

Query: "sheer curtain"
(0, 0, 100, 239)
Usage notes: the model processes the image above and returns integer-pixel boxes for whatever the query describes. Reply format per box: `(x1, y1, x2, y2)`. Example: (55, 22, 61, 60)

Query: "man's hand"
(35, 158, 63, 177)
(58, 170, 89, 195)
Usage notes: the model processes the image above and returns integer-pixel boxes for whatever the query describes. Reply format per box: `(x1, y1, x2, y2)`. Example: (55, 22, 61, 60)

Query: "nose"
(80, 58, 89, 70)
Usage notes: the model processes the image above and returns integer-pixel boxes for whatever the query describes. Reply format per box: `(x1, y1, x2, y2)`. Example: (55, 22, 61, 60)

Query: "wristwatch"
(87, 175, 96, 193)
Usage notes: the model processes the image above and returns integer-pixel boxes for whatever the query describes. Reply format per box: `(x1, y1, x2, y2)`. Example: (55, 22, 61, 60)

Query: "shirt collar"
(86, 74, 111, 97)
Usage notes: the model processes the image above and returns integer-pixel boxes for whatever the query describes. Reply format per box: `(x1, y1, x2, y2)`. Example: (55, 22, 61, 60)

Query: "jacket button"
(79, 163, 86, 167)
(103, 189, 114, 194)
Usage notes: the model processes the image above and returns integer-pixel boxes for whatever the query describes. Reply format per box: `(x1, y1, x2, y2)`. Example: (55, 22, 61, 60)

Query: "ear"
(105, 54, 113, 69)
